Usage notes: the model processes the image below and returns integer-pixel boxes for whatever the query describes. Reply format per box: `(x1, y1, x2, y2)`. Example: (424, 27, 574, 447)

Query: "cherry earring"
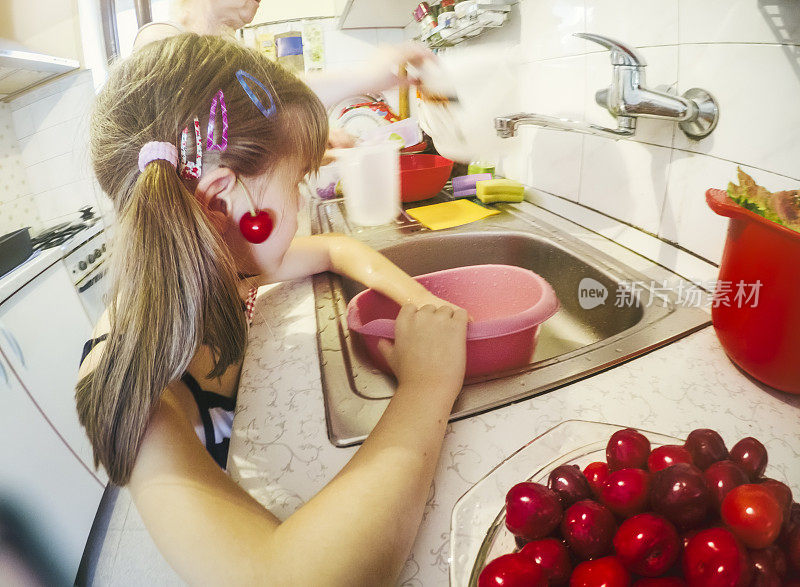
(237, 178, 274, 244)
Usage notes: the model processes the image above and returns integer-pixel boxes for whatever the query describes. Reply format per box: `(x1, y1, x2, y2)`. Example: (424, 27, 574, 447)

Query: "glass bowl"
(449, 420, 683, 586)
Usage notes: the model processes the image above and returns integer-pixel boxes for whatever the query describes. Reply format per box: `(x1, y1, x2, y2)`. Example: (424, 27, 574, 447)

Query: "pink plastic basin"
(346, 264, 560, 378)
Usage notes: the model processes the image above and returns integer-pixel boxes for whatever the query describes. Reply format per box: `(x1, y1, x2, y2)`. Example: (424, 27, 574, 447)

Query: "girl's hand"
(363, 42, 434, 93)
(410, 291, 471, 320)
(377, 304, 468, 394)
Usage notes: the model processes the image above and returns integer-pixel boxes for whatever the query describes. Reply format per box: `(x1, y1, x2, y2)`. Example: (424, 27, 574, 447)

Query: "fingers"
(376, 338, 396, 372)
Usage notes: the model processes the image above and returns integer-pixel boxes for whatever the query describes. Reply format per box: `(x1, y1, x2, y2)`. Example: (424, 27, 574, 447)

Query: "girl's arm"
(255, 233, 449, 309)
(128, 303, 467, 585)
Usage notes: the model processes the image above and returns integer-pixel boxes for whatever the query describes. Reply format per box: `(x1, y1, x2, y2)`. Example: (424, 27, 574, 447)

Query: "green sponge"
(475, 179, 525, 203)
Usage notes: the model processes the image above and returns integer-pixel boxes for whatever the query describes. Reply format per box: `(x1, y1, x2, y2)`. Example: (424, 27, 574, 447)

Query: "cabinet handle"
(0, 328, 26, 369)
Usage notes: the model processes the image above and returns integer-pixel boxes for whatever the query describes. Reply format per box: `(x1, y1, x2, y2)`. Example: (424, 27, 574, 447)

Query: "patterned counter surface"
(229, 269, 800, 586)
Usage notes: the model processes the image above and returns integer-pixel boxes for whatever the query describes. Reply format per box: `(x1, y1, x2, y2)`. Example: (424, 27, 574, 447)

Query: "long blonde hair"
(77, 34, 327, 485)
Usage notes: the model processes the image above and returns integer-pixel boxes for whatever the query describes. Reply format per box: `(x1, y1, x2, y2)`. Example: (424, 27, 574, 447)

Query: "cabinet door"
(0, 261, 105, 481)
(0, 353, 104, 583)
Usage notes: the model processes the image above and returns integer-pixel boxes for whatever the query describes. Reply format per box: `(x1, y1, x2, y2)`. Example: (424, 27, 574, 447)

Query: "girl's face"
(221, 160, 305, 277)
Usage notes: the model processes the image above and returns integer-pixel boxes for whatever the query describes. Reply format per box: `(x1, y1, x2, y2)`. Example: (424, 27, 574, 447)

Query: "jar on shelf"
(413, 2, 442, 43)
(275, 32, 304, 75)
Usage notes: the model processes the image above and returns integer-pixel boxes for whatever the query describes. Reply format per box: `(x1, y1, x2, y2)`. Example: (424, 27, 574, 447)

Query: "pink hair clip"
(206, 89, 228, 152)
(180, 117, 202, 179)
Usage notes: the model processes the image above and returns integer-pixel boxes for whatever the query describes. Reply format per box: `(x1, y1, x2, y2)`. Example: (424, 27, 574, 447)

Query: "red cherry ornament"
(239, 210, 274, 243)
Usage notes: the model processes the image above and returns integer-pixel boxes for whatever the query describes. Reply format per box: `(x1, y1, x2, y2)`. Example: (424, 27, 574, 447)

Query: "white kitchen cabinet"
(0, 352, 104, 584)
(251, 0, 337, 26)
(339, 0, 417, 29)
(0, 260, 105, 482)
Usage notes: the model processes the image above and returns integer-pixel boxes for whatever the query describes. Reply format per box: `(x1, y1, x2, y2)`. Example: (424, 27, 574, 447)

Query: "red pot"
(706, 188, 800, 393)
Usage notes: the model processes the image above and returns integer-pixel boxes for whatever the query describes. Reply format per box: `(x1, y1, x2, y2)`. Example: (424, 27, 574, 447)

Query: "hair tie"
(138, 141, 178, 172)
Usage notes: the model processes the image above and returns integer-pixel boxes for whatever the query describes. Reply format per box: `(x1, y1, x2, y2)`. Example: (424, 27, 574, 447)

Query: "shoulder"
(77, 308, 112, 379)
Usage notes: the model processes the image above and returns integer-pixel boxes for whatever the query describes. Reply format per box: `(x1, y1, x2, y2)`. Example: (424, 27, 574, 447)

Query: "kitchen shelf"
(418, 4, 511, 49)
(0, 45, 80, 102)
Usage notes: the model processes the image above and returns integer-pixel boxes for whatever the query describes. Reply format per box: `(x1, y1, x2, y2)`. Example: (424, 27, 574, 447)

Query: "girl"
(77, 34, 468, 585)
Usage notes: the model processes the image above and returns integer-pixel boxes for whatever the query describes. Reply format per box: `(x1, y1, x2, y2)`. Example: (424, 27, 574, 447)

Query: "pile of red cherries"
(478, 428, 800, 586)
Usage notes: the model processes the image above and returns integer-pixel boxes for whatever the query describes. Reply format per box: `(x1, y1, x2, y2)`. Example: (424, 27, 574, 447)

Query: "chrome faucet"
(495, 33, 719, 140)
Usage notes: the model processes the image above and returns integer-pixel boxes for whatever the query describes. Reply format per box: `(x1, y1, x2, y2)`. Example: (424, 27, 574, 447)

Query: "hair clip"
(180, 117, 202, 180)
(206, 89, 228, 152)
(235, 70, 276, 119)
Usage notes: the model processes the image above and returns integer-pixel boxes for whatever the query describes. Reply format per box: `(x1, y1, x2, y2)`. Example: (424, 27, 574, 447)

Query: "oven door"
(76, 262, 108, 324)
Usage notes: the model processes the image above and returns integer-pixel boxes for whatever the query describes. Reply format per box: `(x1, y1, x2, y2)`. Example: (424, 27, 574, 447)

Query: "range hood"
(0, 39, 80, 102)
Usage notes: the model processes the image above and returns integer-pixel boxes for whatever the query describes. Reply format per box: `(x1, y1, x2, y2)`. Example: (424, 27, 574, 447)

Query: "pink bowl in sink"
(346, 264, 559, 378)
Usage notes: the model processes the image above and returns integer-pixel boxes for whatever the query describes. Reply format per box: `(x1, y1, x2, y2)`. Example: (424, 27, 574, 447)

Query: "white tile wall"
(455, 0, 800, 265)
(9, 69, 106, 225)
(0, 104, 41, 235)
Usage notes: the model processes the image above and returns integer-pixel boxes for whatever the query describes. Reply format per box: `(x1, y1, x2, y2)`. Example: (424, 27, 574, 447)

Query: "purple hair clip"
(236, 70, 276, 119)
(206, 89, 228, 151)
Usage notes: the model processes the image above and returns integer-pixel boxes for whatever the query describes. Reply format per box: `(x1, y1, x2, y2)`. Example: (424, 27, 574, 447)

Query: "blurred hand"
(363, 42, 435, 93)
(320, 128, 358, 165)
(377, 304, 468, 395)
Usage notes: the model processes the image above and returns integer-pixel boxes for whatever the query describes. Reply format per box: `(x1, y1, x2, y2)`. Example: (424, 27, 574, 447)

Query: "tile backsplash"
(440, 0, 800, 266)
(7, 69, 106, 228)
(0, 104, 40, 235)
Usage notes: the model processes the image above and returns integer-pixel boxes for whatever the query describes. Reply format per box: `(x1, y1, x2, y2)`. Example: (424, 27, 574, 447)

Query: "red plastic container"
(400, 154, 454, 202)
(347, 264, 559, 378)
(706, 188, 800, 394)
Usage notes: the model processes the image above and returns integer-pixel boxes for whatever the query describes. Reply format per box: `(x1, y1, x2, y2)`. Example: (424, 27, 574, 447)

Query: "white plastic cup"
(334, 143, 401, 226)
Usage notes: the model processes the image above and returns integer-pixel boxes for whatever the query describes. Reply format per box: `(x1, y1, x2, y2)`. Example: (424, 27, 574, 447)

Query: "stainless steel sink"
(311, 196, 710, 446)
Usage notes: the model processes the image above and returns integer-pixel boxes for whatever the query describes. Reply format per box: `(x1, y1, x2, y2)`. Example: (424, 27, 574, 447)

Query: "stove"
(30, 207, 102, 251)
(31, 206, 109, 323)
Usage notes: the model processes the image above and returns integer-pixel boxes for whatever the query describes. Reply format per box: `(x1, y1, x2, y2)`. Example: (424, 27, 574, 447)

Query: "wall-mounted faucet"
(495, 33, 719, 141)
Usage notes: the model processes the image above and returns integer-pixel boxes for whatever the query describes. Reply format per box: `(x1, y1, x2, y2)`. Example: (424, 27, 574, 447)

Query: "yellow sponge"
(475, 178, 525, 203)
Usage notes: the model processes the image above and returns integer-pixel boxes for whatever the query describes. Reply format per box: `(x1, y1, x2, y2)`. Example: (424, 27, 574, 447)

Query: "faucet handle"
(574, 32, 647, 67)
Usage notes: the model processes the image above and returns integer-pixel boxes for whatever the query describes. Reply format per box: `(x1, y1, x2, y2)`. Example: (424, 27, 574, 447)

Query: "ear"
(194, 167, 237, 234)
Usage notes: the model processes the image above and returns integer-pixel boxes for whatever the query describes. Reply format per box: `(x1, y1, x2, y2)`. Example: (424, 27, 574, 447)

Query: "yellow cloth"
(406, 199, 499, 231)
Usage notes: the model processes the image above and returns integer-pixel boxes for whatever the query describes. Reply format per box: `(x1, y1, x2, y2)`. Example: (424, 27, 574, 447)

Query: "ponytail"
(75, 161, 246, 485)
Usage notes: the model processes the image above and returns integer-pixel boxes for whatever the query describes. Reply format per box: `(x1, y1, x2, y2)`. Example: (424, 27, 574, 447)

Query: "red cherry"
(633, 579, 686, 586)
(750, 545, 788, 582)
(721, 484, 783, 549)
(584, 462, 610, 498)
(478, 552, 547, 587)
(784, 523, 800, 572)
(504, 482, 562, 541)
(239, 210, 274, 243)
(650, 462, 710, 530)
(548, 464, 593, 509)
(613, 513, 680, 577)
(703, 460, 749, 510)
(606, 428, 651, 471)
(758, 478, 793, 524)
(682, 527, 752, 586)
(520, 538, 572, 585)
(684, 429, 728, 470)
(569, 556, 630, 587)
(647, 445, 693, 472)
(600, 468, 651, 517)
(729, 437, 768, 481)
(560, 500, 617, 560)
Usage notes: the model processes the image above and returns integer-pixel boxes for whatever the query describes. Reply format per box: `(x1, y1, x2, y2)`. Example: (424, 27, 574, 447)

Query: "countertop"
(227, 204, 800, 587)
